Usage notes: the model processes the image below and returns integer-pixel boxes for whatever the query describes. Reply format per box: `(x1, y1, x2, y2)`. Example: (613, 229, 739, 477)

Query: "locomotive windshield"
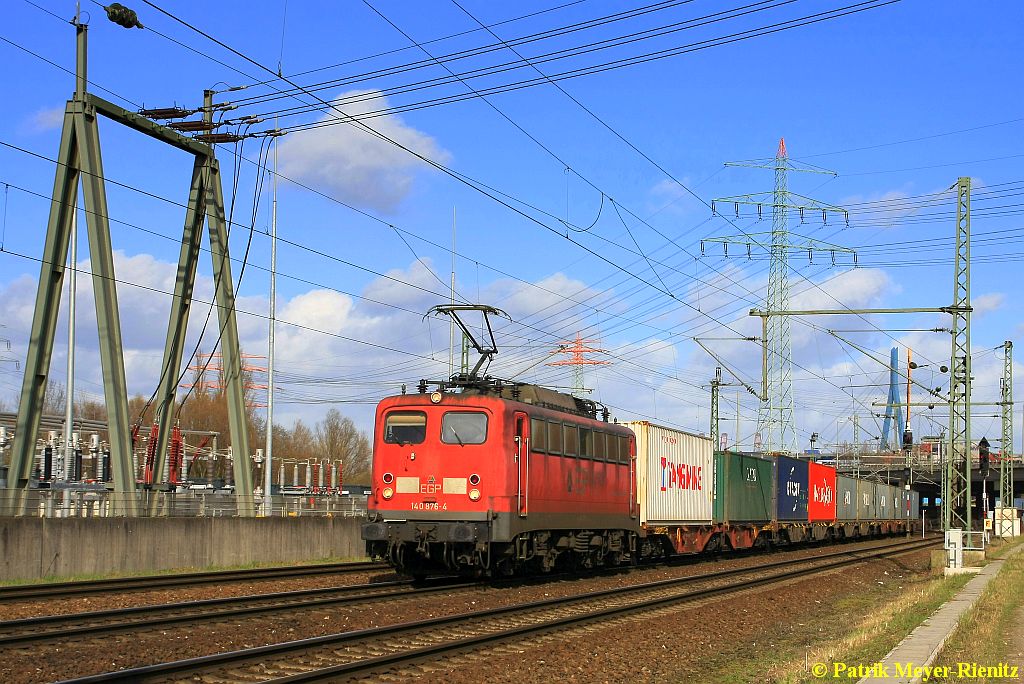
(441, 412, 488, 445)
(383, 411, 427, 445)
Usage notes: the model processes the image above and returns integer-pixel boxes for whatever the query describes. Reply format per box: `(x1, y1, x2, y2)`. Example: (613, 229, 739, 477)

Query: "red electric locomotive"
(362, 306, 640, 577)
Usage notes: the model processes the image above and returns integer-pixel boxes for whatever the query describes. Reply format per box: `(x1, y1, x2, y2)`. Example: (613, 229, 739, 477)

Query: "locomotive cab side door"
(515, 412, 529, 517)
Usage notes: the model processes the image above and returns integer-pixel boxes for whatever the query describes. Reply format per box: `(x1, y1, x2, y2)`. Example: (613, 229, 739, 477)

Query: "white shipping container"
(626, 421, 714, 525)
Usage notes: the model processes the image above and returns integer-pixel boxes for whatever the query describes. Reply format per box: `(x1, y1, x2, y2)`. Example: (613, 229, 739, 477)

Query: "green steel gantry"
(747, 179, 974, 534)
(3, 19, 254, 516)
(998, 340, 1013, 536)
(694, 338, 759, 452)
(944, 178, 972, 533)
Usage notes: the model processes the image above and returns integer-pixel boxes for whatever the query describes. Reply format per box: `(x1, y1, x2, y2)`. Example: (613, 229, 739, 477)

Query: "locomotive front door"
(515, 412, 529, 517)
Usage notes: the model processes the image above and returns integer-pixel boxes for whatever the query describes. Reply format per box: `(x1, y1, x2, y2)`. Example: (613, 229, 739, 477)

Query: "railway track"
(59, 537, 937, 683)
(0, 576, 468, 647)
(0, 560, 390, 602)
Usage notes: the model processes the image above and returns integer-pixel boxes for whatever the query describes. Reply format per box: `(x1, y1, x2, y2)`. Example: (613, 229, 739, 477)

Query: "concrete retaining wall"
(0, 517, 367, 581)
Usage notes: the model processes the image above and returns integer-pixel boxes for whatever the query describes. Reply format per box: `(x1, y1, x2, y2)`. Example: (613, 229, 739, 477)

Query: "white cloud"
(646, 177, 700, 217)
(278, 90, 450, 213)
(973, 292, 1005, 317)
(25, 105, 64, 133)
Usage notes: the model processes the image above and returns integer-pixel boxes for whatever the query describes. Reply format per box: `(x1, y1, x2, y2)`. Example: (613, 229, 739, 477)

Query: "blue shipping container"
(775, 455, 809, 521)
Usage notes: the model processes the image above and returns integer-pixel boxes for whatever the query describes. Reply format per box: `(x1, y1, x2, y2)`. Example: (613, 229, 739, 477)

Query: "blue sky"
(1, 0, 1021, 452)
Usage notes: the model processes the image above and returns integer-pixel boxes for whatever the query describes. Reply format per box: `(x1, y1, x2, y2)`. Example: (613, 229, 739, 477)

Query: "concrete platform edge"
(858, 544, 1024, 684)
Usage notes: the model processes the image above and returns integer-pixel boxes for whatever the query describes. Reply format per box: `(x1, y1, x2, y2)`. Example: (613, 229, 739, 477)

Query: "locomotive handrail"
(515, 434, 523, 517)
(525, 436, 530, 516)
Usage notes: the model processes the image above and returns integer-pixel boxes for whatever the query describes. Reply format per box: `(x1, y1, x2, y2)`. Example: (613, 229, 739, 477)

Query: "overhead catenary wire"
(4, 2, 950, 382)
(8, 0, 1003, 438)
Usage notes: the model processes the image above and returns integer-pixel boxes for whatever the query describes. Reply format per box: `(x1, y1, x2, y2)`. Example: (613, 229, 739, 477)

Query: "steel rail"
(0, 560, 390, 601)
(60, 538, 937, 683)
(0, 578, 437, 646)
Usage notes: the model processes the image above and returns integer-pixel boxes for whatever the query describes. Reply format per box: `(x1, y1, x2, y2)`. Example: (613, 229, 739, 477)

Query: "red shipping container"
(807, 461, 837, 521)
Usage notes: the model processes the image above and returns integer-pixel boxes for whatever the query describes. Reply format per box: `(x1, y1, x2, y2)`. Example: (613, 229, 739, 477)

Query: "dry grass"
(765, 572, 971, 683)
(933, 545, 1024, 682)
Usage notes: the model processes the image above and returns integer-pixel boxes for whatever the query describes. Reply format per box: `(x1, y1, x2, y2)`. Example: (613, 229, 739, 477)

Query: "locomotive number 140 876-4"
(411, 501, 447, 511)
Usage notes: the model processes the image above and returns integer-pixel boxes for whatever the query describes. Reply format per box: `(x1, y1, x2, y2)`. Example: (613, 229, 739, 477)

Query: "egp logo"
(813, 481, 834, 505)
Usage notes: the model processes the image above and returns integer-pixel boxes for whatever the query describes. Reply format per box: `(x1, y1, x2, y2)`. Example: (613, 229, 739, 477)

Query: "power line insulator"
(169, 120, 218, 132)
(139, 107, 193, 120)
(195, 133, 244, 144)
(104, 3, 144, 29)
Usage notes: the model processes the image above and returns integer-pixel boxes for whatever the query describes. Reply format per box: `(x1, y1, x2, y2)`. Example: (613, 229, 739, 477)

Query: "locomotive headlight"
(430, 391, 442, 404)
(382, 472, 394, 484)
(468, 488, 481, 501)
(382, 487, 394, 500)
(468, 473, 481, 486)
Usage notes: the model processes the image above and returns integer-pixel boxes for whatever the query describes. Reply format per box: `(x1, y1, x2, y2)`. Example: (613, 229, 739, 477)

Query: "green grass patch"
(986, 535, 1024, 560)
(933, 546, 1024, 682)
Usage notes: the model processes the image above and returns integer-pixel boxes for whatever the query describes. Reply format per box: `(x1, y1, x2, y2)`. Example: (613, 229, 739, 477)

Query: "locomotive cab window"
(441, 412, 488, 445)
(384, 411, 427, 445)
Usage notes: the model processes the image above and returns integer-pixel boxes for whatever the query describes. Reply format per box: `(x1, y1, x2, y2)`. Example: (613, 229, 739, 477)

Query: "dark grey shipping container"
(837, 475, 859, 520)
(858, 479, 878, 519)
(877, 483, 895, 520)
(911, 490, 920, 519)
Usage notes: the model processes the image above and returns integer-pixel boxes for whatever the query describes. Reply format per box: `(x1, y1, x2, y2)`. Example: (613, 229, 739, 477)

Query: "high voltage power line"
(4, 0, 1007, 444)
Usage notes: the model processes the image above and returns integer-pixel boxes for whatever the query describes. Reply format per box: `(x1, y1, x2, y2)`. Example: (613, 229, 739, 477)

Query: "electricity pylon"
(708, 139, 850, 453)
(548, 333, 609, 397)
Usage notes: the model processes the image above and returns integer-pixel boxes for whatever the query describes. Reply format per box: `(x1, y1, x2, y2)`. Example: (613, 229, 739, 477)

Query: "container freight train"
(361, 380, 918, 577)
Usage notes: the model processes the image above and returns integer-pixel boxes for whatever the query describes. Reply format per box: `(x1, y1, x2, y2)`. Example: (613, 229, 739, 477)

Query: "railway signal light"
(978, 437, 991, 476)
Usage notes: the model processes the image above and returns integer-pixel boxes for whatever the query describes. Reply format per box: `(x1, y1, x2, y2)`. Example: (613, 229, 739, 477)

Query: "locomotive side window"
(441, 412, 488, 445)
(384, 411, 427, 445)
(563, 424, 579, 457)
(579, 428, 594, 460)
(593, 431, 608, 461)
(616, 434, 630, 463)
(530, 418, 547, 452)
(547, 421, 563, 455)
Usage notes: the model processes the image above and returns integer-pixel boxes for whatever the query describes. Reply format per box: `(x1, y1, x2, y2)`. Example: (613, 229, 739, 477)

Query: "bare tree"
(315, 408, 371, 484)
(41, 381, 66, 415)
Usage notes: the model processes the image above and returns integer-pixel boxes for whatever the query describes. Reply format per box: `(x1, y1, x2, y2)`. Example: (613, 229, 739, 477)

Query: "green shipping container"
(713, 452, 774, 523)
